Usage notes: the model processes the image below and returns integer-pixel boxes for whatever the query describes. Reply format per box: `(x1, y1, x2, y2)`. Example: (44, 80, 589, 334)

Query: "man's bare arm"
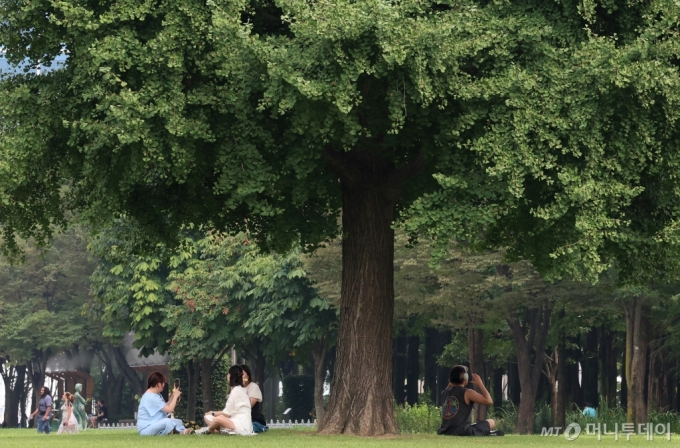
(465, 373, 493, 406)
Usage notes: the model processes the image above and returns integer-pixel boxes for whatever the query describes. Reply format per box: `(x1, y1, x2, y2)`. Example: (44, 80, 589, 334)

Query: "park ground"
(0, 429, 676, 447)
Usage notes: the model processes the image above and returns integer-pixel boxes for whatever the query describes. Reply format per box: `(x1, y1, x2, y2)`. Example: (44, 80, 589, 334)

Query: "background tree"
(4, 0, 680, 435)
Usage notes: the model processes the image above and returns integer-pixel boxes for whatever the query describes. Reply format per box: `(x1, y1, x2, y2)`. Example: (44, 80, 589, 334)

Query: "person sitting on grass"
(198, 365, 253, 435)
(437, 365, 504, 437)
(137, 371, 192, 436)
(582, 402, 598, 418)
(241, 364, 268, 433)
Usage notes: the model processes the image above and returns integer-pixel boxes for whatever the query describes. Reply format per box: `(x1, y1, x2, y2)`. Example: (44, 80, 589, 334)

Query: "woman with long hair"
(57, 392, 79, 434)
(199, 365, 253, 435)
(241, 365, 268, 433)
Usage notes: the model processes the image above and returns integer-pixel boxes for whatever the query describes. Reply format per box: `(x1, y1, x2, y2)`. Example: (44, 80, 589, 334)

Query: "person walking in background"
(89, 400, 108, 428)
(241, 365, 268, 433)
(29, 387, 53, 434)
(137, 371, 192, 436)
(198, 365, 253, 435)
(57, 392, 79, 434)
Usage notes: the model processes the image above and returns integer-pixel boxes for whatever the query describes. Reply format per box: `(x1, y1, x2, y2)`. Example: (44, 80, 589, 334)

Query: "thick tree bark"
(492, 367, 504, 412)
(436, 330, 452, 406)
(2, 364, 26, 427)
(311, 336, 330, 428)
(424, 328, 439, 404)
(582, 328, 599, 408)
(621, 349, 628, 410)
(321, 150, 420, 435)
(599, 327, 617, 408)
(185, 361, 198, 421)
(507, 362, 520, 406)
(112, 346, 145, 396)
(467, 325, 487, 420)
(625, 296, 648, 424)
(406, 334, 420, 405)
(507, 300, 553, 434)
(201, 358, 213, 413)
(392, 330, 407, 404)
(556, 343, 566, 428)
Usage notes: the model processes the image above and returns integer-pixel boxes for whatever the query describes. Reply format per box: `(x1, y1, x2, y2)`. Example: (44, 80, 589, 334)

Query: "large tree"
(3, 0, 680, 435)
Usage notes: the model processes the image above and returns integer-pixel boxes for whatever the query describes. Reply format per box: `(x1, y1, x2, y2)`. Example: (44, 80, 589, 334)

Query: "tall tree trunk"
(625, 296, 648, 424)
(599, 327, 617, 408)
(185, 361, 198, 421)
(507, 300, 553, 434)
(424, 328, 439, 404)
(406, 334, 420, 405)
(201, 358, 213, 413)
(621, 349, 628, 411)
(467, 325, 487, 420)
(583, 328, 599, 408)
(392, 329, 407, 404)
(436, 330, 452, 406)
(507, 362, 521, 406)
(321, 150, 420, 435)
(492, 367, 504, 413)
(311, 336, 330, 428)
(2, 364, 26, 427)
(112, 346, 145, 396)
(556, 343, 566, 429)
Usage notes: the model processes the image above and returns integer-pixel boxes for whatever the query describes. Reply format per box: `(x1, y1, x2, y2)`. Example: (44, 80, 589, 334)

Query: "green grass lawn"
(0, 429, 675, 447)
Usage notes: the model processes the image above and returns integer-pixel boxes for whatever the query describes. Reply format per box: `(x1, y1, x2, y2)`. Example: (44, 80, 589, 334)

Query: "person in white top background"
(200, 365, 254, 435)
(241, 364, 268, 433)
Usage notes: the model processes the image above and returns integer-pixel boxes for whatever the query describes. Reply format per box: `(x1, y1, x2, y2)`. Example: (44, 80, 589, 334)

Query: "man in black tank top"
(438, 365, 504, 436)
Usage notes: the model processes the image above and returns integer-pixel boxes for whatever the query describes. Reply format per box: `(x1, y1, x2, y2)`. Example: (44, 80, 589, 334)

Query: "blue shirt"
(38, 395, 52, 415)
(137, 392, 167, 431)
(582, 407, 597, 418)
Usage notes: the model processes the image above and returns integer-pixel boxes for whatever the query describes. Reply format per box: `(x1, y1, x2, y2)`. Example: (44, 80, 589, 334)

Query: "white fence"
(98, 419, 317, 430)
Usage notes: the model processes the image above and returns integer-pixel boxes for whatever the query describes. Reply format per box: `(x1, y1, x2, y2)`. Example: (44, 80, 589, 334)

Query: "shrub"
(394, 402, 441, 434)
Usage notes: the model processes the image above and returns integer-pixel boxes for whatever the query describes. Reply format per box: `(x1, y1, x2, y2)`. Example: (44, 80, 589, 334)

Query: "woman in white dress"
(203, 365, 253, 435)
(57, 392, 79, 434)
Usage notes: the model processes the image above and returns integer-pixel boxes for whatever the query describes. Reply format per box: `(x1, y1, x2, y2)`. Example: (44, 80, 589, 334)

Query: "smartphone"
(174, 378, 181, 402)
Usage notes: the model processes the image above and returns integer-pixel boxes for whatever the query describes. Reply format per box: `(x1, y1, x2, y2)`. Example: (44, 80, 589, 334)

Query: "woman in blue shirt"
(137, 371, 192, 435)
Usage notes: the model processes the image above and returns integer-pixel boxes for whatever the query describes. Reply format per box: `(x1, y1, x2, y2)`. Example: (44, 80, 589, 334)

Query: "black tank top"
(437, 386, 473, 435)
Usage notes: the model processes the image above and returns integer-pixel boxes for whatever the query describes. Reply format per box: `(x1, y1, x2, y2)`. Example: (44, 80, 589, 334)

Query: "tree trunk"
(2, 364, 26, 427)
(492, 367, 504, 413)
(311, 336, 330, 428)
(621, 349, 628, 410)
(321, 150, 419, 435)
(392, 329, 407, 404)
(436, 330, 452, 406)
(201, 358, 213, 413)
(507, 362, 520, 407)
(507, 300, 553, 434)
(112, 346, 145, 396)
(582, 328, 599, 408)
(467, 325, 487, 420)
(625, 296, 648, 424)
(406, 334, 420, 405)
(424, 328, 439, 404)
(185, 361, 198, 421)
(599, 327, 617, 408)
(556, 343, 566, 429)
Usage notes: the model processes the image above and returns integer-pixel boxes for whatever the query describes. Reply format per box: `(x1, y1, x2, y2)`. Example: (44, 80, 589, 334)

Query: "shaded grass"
(0, 429, 676, 447)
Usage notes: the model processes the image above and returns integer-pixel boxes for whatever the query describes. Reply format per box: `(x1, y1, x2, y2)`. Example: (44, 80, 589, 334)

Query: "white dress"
(57, 403, 79, 434)
(223, 386, 253, 435)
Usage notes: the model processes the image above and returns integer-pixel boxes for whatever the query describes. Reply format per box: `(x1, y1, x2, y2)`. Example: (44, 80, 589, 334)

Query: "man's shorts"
(466, 420, 492, 436)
